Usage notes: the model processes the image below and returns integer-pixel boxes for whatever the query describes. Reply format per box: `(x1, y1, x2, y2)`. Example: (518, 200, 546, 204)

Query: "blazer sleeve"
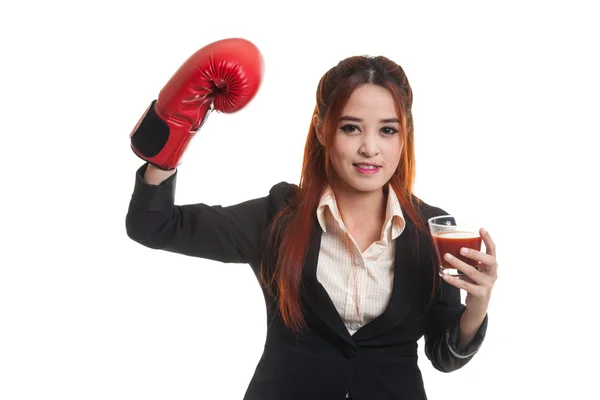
(125, 163, 295, 266)
(424, 277, 488, 373)
(420, 203, 488, 372)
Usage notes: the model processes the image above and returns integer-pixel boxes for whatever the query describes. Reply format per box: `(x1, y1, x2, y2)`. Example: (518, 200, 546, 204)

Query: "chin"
(344, 178, 388, 193)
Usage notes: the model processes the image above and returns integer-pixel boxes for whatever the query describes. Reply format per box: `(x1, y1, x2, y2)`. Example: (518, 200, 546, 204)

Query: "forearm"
(458, 308, 487, 351)
(126, 164, 177, 246)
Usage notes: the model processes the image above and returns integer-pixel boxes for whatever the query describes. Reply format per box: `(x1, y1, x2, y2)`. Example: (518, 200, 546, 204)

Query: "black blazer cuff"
(130, 163, 177, 211)
(446, 311, 488, 359)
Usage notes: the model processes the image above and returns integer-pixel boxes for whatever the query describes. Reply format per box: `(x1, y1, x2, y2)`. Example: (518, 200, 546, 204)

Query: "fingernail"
(460, 248, 468, 255)
(481, 228, 487, 235)
(444, 253, 452, 261)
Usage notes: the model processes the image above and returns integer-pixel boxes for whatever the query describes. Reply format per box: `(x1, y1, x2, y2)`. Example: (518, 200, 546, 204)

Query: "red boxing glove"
(130, 38, 264, 170)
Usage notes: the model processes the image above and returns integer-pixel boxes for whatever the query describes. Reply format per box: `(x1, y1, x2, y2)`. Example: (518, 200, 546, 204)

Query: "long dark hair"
(260, 55, 432, 333)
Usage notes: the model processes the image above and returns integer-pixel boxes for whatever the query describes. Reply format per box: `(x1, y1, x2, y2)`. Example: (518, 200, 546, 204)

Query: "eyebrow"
(340, 116, 400, 124)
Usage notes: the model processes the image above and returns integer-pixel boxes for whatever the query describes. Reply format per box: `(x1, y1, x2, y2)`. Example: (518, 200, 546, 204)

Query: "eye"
(340, 124, 360, 134)
(381, 127, 398, 136)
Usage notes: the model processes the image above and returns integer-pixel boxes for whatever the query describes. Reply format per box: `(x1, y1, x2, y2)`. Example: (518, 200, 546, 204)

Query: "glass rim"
(427, 214, 479, 229)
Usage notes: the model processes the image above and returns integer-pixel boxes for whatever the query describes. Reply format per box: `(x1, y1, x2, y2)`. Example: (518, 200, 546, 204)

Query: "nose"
(358, 132, 379, 157)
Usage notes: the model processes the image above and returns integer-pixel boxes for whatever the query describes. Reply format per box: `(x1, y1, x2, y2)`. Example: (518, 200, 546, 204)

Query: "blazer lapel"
(300, 220, 354, 345)
(299, 217, 423, 344)
(351, 218, 419, 342)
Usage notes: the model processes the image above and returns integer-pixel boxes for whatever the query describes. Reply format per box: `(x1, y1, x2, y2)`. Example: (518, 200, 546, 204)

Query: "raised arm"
(125, 38, 269, 264)
(125, 163, 292, 266)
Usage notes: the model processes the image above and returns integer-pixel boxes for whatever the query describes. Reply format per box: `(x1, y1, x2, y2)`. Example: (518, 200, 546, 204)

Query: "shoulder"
(267, 181, 299, 213)
(411, 194, 450, 223)
(268, 181, 298, 198)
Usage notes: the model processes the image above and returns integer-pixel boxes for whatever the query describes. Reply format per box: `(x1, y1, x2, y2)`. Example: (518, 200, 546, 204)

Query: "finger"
(444, 253, 494, 286)
(459, 248, 498, 276)
(480, 228, 496, 257)
(440, 272, 484, 295)
(459, 247, 495, 267)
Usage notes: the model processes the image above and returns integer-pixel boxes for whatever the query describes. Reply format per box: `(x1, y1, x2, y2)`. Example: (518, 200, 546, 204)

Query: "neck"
(334, 184, 387, 230)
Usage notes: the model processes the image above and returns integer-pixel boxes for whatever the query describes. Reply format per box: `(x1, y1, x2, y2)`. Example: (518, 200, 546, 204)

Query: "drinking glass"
(428, 215, 482, 277)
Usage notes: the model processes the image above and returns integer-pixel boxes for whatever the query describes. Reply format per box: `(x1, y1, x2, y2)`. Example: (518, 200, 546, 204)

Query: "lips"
(353, 163, 381, 169)
(353, 163, 381, 174)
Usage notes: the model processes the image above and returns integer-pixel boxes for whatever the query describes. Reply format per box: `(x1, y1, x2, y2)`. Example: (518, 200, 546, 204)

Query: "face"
(316, 83, 403, 195)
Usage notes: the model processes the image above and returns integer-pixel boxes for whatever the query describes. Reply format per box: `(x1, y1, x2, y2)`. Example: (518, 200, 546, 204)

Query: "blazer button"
(340, 344, 357, 359)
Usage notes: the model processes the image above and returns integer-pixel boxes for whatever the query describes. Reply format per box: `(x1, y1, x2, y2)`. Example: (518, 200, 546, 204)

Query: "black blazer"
(126, 163, 487, 400)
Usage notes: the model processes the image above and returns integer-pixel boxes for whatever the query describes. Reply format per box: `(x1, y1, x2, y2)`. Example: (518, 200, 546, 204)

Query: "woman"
(126, 39, 498, 400)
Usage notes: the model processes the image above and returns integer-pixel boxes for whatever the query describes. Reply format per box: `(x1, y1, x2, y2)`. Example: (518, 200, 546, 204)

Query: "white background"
(1, 0, 598, 399)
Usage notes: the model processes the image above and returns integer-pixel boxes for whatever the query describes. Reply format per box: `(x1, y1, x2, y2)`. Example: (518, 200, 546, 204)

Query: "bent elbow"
(124, 210, 166, 250)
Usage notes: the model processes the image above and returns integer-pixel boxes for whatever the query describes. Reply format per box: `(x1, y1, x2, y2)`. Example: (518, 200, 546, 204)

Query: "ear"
(313, 114, 325, 146)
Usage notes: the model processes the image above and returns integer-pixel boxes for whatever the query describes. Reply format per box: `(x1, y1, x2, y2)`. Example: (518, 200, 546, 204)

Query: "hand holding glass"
(428, 215, 482, 277)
